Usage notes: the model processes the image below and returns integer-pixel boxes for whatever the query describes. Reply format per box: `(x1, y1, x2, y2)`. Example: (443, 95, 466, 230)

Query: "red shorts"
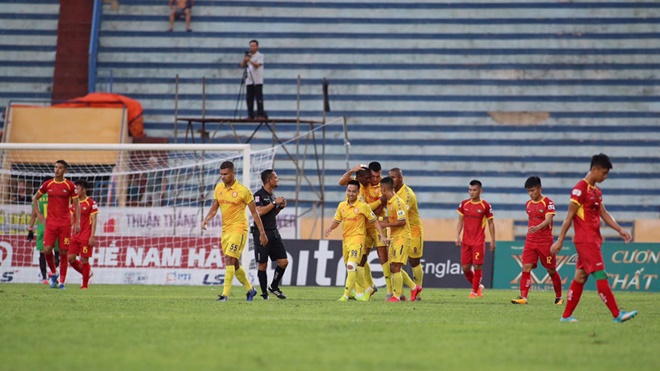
(522, 242, 556, 270)
(575, 242, 605, 274)
(461, 243, 485, 265)
(44, 223, 71, 251)
(69, 233, 93, 258)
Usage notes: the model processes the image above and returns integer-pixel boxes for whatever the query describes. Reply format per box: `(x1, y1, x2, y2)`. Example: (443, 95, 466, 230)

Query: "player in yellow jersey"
(363, 162, 398, 300)
(325, 180, 387, 302)
(202, 161, 268, 302)
(389, 168, 424, 301)
(379, 177, 420, 302)
(338, 164, 384, 297)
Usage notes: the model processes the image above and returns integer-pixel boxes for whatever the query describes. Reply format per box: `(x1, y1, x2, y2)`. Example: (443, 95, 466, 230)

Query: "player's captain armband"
(571, 189, 582, 197)
(397, 210, 405, 217)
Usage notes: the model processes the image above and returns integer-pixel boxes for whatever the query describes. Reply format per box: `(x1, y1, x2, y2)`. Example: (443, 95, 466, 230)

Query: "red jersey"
(38, 178, 78, 226)
(75, 197, 98, 235)
(525, 196, 555, 244)
(570, 179, 603, 245)
(457, 199, 494, 245)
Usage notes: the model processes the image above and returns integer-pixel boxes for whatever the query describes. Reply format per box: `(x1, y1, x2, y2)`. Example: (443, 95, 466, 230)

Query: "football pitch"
(1, 284, 657, 371)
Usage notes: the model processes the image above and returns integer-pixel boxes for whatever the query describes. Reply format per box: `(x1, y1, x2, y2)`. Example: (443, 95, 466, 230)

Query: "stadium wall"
(0, 237, 492, 289)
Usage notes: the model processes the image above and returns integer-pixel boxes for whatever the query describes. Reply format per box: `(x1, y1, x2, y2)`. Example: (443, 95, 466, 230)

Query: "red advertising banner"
(1, 236, 226, 269)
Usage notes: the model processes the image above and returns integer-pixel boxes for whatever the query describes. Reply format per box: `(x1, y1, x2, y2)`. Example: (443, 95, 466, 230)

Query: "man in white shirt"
(240, 39, 266, 119)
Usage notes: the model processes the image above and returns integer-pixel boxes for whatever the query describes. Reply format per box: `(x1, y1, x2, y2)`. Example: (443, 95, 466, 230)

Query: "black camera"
(244, 51, 251, 57)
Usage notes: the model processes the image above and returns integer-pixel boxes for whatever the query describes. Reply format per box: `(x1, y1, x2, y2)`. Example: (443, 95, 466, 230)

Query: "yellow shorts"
(388, 236, 410, 264)
(409, 234, 424, 259)
(221, 232, 247, 259)
(343, 242, 363, 264)
(364, 228, 379, 251)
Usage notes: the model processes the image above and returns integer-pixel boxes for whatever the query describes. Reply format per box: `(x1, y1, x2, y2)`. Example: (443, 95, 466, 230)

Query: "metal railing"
(88, 0, 102, 93)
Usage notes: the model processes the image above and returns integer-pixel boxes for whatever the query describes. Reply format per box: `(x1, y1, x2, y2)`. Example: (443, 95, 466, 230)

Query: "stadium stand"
(0, 0, 59, 113)
(3, 0, 659, 240)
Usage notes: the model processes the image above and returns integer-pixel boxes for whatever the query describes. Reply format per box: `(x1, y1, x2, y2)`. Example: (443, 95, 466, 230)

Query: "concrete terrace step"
(0, 0, 59, 120)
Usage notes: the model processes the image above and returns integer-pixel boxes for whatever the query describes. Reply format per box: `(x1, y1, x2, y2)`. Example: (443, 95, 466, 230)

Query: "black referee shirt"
(253, 187, 278, 230)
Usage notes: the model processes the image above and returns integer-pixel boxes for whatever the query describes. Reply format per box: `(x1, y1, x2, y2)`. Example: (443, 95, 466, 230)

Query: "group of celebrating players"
(28, 160, 98, 290)
(32, 153, 638, 323)
(323, 154, 638, 323)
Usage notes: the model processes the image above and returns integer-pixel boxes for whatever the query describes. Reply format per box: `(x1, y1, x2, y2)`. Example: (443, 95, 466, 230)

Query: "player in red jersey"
(456, 179, 495, 298)
(511, 176, 563, 305)
(551, 154, 637, 323)
(67, 179, 98, 289)
(33, 160, 80, 289)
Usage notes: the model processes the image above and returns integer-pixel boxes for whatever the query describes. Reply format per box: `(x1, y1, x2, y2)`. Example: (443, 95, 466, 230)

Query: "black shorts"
(252, 229, 287, 263)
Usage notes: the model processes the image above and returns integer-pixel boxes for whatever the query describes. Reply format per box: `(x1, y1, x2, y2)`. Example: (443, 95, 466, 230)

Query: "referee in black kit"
(252, 169, 289, 299)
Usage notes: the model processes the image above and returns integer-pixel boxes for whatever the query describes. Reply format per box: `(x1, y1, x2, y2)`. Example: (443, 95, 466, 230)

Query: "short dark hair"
(220, 161, 234, 171)
(261, 169, 274, 184)
(55, 160, 69, 169)
(524, 176, 541, 189)
(356, 169, 369, 179)
(590, 153, 613, 170)
(347, 179, 360, 190)
(380, 176, 394, 189)
(368, 161, 381, 172)
(469, 179, 482, 188)
(389, 167, 402, 177)
(74, 179, 88, 189)
(250, 39, 259, 46)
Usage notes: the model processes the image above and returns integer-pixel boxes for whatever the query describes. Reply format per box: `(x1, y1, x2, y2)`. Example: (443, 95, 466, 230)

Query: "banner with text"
(0, 239, 493, 288)
(492, 242, 660, 292)
(0, 205, 299, 239)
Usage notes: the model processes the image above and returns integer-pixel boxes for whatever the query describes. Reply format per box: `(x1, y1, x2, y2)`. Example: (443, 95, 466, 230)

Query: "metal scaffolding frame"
(171, 75, 348, 238)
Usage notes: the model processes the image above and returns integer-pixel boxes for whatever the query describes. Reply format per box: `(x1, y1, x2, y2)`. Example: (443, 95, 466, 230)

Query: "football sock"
(363, 262, 375, 288)
(596, 279, 620, 318)
(223, 265, 236, 297)
(402, 269, 416, 290)
(381, 263, 393, 294)
(271, 265, 286, 289)
(355, 267, 365, 295)
(59, 253, 68, 284)
(520, 271, 531, 299)
(234, 266, 252, 291)
(71, 259, 83, 274)
(356, 266, 367, 294)
(563, 280, 585, 318)
(412, 264, 423, 287)
(472, 269, 483, 293)
(464, 269, 474, 284)
(550, 271, 562, 298)
(344, 270, 357, 297)
(45, 251, 57, 274)
(392, 272, 403, 298)
(39, 252, 47, 280)
(257, 269, 268, 294)
(82, 263, 91, 288)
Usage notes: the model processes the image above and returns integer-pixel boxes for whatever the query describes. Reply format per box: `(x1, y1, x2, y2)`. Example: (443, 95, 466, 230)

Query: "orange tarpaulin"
(53, 93, 145, 138)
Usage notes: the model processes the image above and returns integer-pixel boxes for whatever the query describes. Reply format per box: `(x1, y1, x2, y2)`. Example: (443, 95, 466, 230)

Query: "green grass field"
(1, 284, 657, 371)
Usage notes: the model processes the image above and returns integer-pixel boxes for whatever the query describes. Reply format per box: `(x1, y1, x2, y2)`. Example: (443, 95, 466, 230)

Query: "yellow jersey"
(333, 199, 377, 245)
(386, 194, 410, 240)
(214, 180, 254, 234)
(396, 184, 423, 237)
(363, 183, 384, 216)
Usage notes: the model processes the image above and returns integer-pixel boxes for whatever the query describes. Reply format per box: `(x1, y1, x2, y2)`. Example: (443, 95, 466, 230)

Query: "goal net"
(0, 143, 278, 286)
